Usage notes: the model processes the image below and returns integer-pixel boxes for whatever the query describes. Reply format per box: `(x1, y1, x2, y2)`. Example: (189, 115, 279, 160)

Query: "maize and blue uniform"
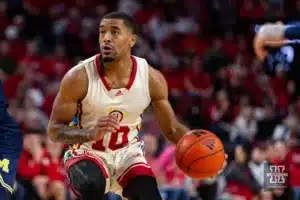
(0, 81, 23, 199)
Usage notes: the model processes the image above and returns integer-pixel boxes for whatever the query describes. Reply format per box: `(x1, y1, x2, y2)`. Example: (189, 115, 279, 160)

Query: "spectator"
(42, 138, 66, 200)
(117, 0, 140, 16)
(203, 38, 229, 73)
(231, 105, 257, 143)
(18, 134, 44, 199)
(266, 141, 290, 199)
(183, 56, 213, 100)
(260, 190, 273, 200)
(18, 135, 67, 200)
(255, 100, 281, 141)
(41, 80, 60, 117)
(270, 65, 289, 110)
(23, 108, 48, 134)
(248, 144, 266, 187)
(147, 12, 175, 43)
(142, 133, 164, 184)
(196, 178, 219, 200)
(225, 142, 261, 200)
(0, 40, 18, 75)
(157, 145, 190, 200)
(207, 90, 234, 156)
(232, 94, 251, 118)
(39, 45, 71, 80)
(273, 114, 299, 141)
(209, 90, 232, 124)
(270, 140, 288, 165)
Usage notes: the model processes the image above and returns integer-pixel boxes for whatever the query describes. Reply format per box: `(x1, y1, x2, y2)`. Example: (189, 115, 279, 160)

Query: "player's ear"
(130, 34, 137, 48)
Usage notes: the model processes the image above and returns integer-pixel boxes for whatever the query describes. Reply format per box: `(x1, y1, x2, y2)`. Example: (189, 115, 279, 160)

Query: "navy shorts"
(0, 154, 19, 200)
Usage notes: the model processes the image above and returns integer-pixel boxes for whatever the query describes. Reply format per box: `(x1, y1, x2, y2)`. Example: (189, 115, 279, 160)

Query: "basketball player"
(48, 12, 227, 200)
(0, 80, 23, 200)
(254, 21, 300, 60)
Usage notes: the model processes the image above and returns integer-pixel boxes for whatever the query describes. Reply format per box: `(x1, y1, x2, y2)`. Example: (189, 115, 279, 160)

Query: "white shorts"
(64, 140, 154, 198)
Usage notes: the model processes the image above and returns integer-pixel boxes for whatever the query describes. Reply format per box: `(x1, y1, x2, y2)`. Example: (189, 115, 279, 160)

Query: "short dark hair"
(102, 12, 138, 35)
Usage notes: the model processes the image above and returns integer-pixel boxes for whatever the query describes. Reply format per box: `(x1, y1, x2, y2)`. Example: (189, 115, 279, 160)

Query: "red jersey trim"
(95, 54, 137, 91)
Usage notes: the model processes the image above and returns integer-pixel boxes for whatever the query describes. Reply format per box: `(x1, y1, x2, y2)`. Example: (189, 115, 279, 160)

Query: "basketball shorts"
(0, 154, 19, 200)
(64, 140, 154, 198)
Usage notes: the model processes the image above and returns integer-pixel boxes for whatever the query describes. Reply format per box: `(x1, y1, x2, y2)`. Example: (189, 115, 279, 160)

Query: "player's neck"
(102, 56, 132, 77)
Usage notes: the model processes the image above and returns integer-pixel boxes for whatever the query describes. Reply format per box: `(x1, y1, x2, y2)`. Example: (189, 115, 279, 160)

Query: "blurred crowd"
(1, 0, 300, 199)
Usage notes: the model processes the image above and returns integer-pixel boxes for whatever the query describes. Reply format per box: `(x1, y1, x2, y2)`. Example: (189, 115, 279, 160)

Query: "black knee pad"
(68, 160, 106, 200)
(123, 175, 162, 200)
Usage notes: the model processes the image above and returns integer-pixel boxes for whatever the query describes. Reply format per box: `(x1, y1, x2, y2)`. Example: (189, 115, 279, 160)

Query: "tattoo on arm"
(55, 125, 93, 144)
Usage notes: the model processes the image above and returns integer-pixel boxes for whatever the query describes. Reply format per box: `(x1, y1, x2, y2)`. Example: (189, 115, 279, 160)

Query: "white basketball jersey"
(74, 54, 151, 152)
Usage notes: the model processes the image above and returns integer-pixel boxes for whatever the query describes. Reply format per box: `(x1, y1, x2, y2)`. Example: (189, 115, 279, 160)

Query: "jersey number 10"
(92, 126, 130, 151)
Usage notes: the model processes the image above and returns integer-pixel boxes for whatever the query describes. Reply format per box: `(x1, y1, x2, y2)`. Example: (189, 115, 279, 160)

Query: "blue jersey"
(0, 81, 23, 155)
(285, 24, 300, 41)
(0, 81, 7, 107)
(0, 81, 23, 198)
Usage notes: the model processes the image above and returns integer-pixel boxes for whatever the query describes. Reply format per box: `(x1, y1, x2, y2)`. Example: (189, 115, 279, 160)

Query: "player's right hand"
(254, 22, 288, 61)
(89, 116, 120, 141)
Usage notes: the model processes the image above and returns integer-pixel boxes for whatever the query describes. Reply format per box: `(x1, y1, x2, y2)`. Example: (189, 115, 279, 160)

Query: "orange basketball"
(175, 129, 225, 179)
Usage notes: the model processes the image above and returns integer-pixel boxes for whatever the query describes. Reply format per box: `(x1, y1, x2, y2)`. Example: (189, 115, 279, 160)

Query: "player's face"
(99, 19, 137, 62)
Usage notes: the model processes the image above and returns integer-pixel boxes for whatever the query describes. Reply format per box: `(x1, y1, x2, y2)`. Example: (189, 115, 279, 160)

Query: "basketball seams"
(178, 135, 212, 165)
(190, 148, 224, 160)
(186, 149, 224, 173)
(177, 134, 216, 167)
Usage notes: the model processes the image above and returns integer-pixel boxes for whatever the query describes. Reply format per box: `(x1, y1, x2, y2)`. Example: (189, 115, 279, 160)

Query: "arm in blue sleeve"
(284, 23, 300, 40)
(0, 107, 6, 121)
